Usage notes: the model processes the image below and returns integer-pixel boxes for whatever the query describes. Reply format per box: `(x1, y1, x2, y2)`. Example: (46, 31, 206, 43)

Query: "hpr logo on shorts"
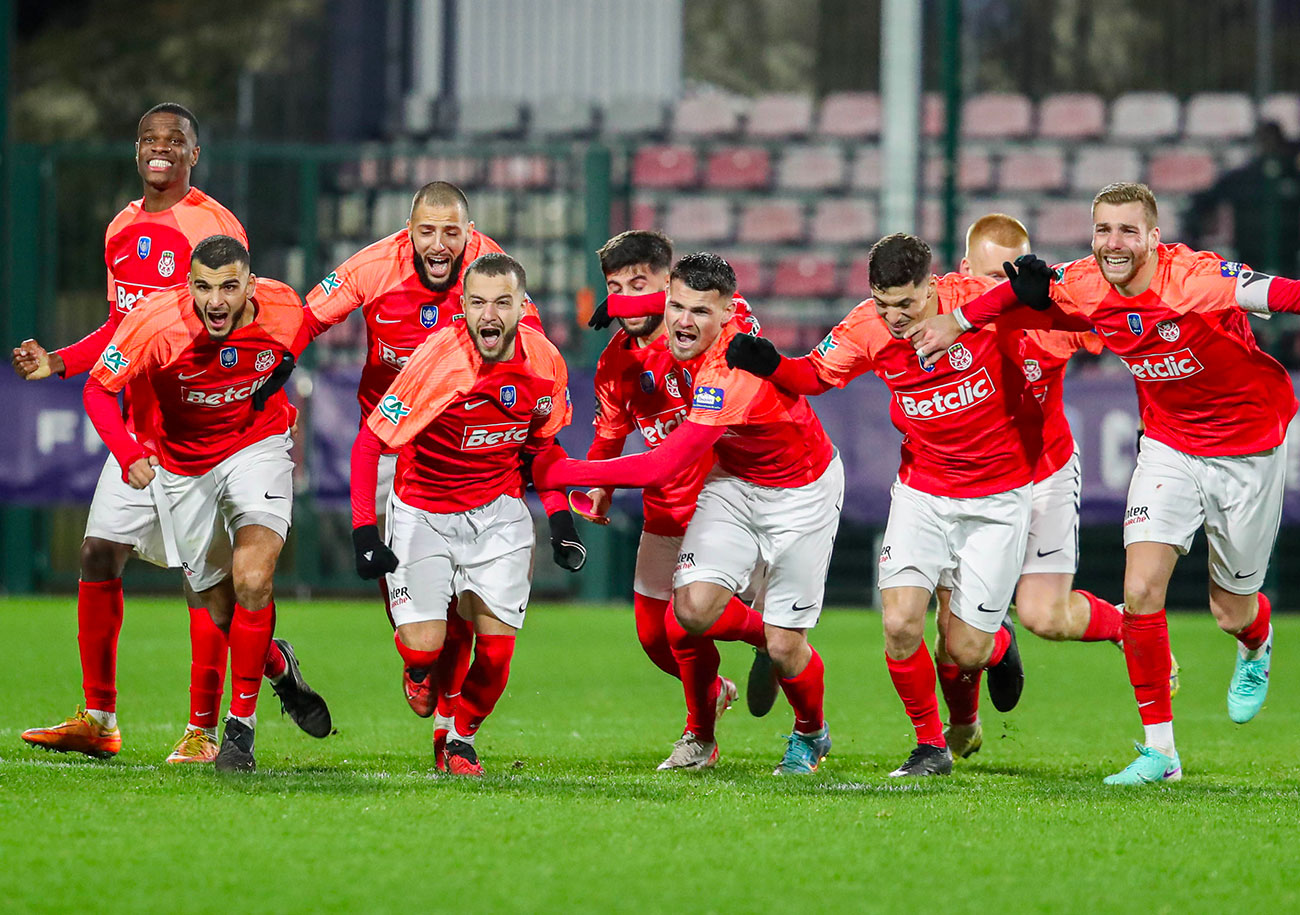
(878, 545, 892, 564)
(1124, 505, 1150, 528)
(389, 586, 411, 608)
(1121, 349, 1203, 382)
(676, 551, 695, 571)
(461, 421, 529, 450)
(897, 367, 995, 419)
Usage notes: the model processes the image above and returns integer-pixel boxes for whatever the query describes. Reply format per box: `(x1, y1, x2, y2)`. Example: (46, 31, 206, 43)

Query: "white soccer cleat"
(657, 732, 719, 770)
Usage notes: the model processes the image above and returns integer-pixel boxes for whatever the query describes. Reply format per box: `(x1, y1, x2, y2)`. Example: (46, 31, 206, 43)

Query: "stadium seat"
(737, 200, 805, 244)
(1146, 149, 1217, 193)
(850, 146, 883, 190)
(530, 98, 596, 137)
(997, 149, 1067, 193)
(407, 155, 483, 188)
(777, 145, 847, 191)
(758, 316, 802, 351)
(919, 199, 943, 242)
(923, 93, 946, 138)
(923, 150, 993, 193)
(664, 196, 733, 244)
(962, 92, 1033, 139)
(1260, 93, 1300, 139)
(811, 198, 878, 245)
(844, 255, 871, 297)
(959, 199, 1034, 239)
(458, 98, 525, 137)
(1038, 93, 1106, 140)
(371, 191, 410, 237)
(705, 147, 772, 189)
(674, 94, 745, 137)
(517, 194, 575, 241)
(631, 145, 699, 189)
(602, 96, 669, 137)
(722, 251, 767, 296)
(1035, 200, 1094, 248)
(1071, 145, 1143, 195)
(771, 254, 839, 298)
(487, 155, 552, 189)
(747, 93, 814, 139)
(1183, 93, 1254, 141)
(628, 198, 659, 230)
(1110, 92, 1180, 141)
(817, 92, 882, 139)
(470, 190, 513, 238)
(353, 157, 385, 189)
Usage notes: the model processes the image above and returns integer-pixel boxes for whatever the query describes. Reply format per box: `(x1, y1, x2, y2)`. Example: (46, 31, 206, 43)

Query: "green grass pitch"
(2, 595, 1298, 913)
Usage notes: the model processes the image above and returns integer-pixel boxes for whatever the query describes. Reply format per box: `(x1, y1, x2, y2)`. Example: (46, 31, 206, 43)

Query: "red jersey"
(1048, 244, 1298, 456)
(809, 273, 1043, 498)
(1018, 329, 1104, 481)
(88, 279, 304, 475)
(366, 322, 571, 513)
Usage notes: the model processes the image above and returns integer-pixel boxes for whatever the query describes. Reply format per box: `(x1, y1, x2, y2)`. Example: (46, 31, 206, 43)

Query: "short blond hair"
(965, 213, 1030, 257)
(1092, 182, 1159, 227)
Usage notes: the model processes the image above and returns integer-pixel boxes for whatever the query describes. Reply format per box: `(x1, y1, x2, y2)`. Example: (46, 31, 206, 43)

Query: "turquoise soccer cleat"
(1227, 627, 1272, 724)
(773, 724, 831, 775)
(1103, 742, 1182, 785)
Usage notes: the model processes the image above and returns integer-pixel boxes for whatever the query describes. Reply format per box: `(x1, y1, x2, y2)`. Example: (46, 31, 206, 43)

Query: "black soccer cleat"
(746, 649, 780, 717)
(887, 743, 953, 778)
(269, 638, 333, 738)
(214, 716, 256, 773)
(986, 617, 1025, 713)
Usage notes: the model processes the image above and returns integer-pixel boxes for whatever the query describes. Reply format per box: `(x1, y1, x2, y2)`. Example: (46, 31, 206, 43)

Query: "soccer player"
(908, 182, 1300, 784)
(81, 234, 331, 772)
(12, 104, 269, 764)
(349, 253, 571, 776)
(725, 234, 1061, 777)
(533, 253, 840, 776)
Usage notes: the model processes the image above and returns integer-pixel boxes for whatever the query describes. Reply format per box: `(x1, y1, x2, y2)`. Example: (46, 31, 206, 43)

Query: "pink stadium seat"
(705, 147, 772, 190)
(747, 93, 814, 139)
(629, 198, 659, 230)
(760, 317, 802, 351)
(811, 199, 878, 245)
(674, 94, 744, 137)
(997, 149, 1067, 193)
(962, 93, 1033, 139)
(923, 93, 945, 138)
(1035, 200, 1094, 248)
(1260, 93, 1300, 139)
(844, 255, 872, 298)
(850, 147, 882, 190)
(1071, 145, 1143, 195)
(722, 252, 767, 297)
(817, 92, 882, 139)
(924, 150, 993, 193)
(738, 200, 805, 244)
(1146, 149, 1217, 193)
(631, 146, 699, 189)
(920, 199, 943, 243)
(1183, 93, 1255, 140)
(1038, 93, 1106, 140)
(778, 145, 846, 191)
(487, 155, 551, 188)
(1110, 92, 1181, 141)
(664, 197, 733, 244)
(771, 254, 839, 298)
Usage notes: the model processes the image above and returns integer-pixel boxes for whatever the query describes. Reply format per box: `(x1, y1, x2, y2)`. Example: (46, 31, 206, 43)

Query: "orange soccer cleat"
(441, 739, 484, 776)
(165, 727, 219, 764)
(403, 666, 436, 718)
(21, 708, 122, 759)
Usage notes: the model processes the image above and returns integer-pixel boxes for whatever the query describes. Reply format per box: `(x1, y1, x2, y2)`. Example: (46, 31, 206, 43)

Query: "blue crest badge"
(919, 352, 936, 373)
(1127, 313, 1144, 335)
(137, 236, 152, 259)
(420, 305, 438, 328)
(682, 369, 693, 390)
(500, 385, 517, 408)
(639, 370, 656, 394)
(219, 346, 238, 368)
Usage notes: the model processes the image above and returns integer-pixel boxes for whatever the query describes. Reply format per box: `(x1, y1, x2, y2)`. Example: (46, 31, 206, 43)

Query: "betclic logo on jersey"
(461, 421, 530, 450)
(638, 407, 688, 446)
(377, 340, 411, 370)
(183, 375, 270, 407)
(1120, 348, 1204, 382)
(897, 367, 995, 419)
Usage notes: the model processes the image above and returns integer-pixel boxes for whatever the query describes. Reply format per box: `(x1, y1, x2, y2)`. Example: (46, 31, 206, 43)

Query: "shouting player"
(535, 253, 840, 776)
(13, 104, 263, 764)
(82, 235, 331, 772)
(349, 253, 571, 776)
(908, 182, 1300, 784)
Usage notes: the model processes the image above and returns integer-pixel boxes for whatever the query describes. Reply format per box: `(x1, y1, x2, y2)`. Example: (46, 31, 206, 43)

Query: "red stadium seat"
(759, 317, 802, 351)
(629, 198, 659, 230)
(1146, 149, 1217, 193)
(924, 150, 993, 193)
(778, 145, 847, 191)
(1260, 93, 1300, 139)
(705, 147, 772, 190)
(721, 251, 767, 297)
(487, 155, 551, 189)
(674, 94, 745, 137)
(1038, 93, 1106, 140)
(737, 200, 805, 244)
(631, 145, 699, 189)
(850, 147, 882, 191)
(962, 93, 1033, 139)
(844, 255, 872, 298)
(811, 199, 878, 245)
(664, 197, 734, 244)
(1071, 145, 1142, 195)
(1110, 92, 1181, 141)
(997, 149, 1067, 193)
(747, 93, 814, 139)
(771, 254, 839, 298)
(1183, 93, 1255, 141)
(1035, 200, 1094, 248)
(817, 92, 882, 139)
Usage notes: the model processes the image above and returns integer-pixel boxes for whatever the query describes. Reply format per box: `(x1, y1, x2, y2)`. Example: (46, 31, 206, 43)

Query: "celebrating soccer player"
(909, 182, 1300, 784)
(534, 253, 840, 776)
(349, 253, 572, 776)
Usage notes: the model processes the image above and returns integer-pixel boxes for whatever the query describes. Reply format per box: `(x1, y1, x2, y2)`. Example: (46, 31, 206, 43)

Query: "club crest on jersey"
(639, 370, 656, 394)
(319, 271, 342, 295)
(682, 369, 693, 389)
(255, 350, 276, 372)
(1023, 359, 1042, 383)
(1156, 320, 1180, 342)
(919, 352, 936, 373)
(1221, 261, 1244, 278)
(665, 373, 681, 398)
(500, 385, 517, 408)
(533, 396, 553, 416)
(137, 236, 151, 259)
(946, 342, 973, 371)
(1127, 313, 1144, 335)
(693, 386, 725, 411)
(378, 393, 411, 425)
(100, 344, 129, 374)
(158, 250, 175, 278)
(219, 347, 238, 368)
(420, 305, 438, 328)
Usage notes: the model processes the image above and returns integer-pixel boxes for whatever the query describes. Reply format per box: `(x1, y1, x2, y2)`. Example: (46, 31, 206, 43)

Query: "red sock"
(393, 630, 441, 675)
(937, 661, 980, 727)
(228, 602, 276, 718)
(1078, 590, 1123, 643)
(454, 633, 515, 737)
(435, 606, 473, 716)
(1122, 610, 1172, 725)
(188, 607, 228, 729)
(77, 578, 124, 713)
(1236, 592, 1272, 651)
(263, 638, 287, 680)
(702, 596, 766, 649)
(986, 625, 1011, 668)
(665, 603, 721, 742)
(632, 593, 679, 679)
(778, 648, 826, 733)
(886, 641, 945, 747)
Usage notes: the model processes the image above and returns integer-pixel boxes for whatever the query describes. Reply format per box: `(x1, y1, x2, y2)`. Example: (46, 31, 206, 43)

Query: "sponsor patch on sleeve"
(692, 385, 725, 411)
(814, 332, 837, 357)
(100, 344, 130, 374)
(378, 393, 412, 425)
(1220, 261, 1244, 278)
(318, 271, 343, 295)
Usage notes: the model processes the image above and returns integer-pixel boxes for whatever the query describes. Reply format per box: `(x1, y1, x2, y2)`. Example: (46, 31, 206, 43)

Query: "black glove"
(252, 352, 296, 410)
(725, 333, 781, 377)
(352, 524, 398, 580)
(588, 298, 613, 330)
(1004, 254, 1054, 311)
(547, 509, 587, 572)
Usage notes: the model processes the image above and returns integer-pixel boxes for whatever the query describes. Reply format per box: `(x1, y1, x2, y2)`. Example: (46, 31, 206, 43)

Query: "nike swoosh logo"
(1098, 327, 1118, 336)
(113, 253, 131, 265)
(194, 711, 212, 717)
(264, 492, 287, 500)
(178, 370, 206, 380)
(375, 315, 401, 324)
(976, 604, 999, 613)
(1036, 548, 1064, 558)
(1138, 700, 1156, 708)
(791, 601, 818, 612)
(1234, 570, 1257, 579)
(884, 369, 906, 379)
(465, 399, 489, 409)
(238, 692, 258, 700)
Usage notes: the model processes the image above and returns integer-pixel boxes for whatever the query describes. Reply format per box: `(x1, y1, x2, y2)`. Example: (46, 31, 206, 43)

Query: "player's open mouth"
(146, 158, 172, 172)
(425, 254, 452, 279)
(206, 311, 229, 331)
(673, 329, 696, 346)
(479, 326, 502, 347)
(1102, 255, 1130, 269)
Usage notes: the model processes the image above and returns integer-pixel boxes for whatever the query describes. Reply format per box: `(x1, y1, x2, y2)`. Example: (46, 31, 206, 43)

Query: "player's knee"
(948, 641, 988, 671)
(1016, 599, 1070, 641)
(79, 537, 130, 581)
(1122, 577, 1165, 614)
(233, 565, 275, 610)
(672, 591, 718, 635)
(881, 612, 924, 658)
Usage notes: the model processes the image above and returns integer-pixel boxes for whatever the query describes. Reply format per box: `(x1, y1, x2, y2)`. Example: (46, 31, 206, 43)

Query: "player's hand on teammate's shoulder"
(904, 314, 962, 367)
(547, 509, 587, 572)
(127, 455, 159, 490)
(1005, 254, 1054, 311)
(251, 352, 297, 411)
(11, 338, 54, 381)
(725, 333, 780, 377)
(352, 524, 398, 579)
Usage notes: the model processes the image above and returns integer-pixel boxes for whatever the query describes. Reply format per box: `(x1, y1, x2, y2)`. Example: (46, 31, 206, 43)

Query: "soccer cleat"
(1169, 648, 1181, 699)
(746, 649, 779, 717)
(21, 708, 121, 759)
(986, 618, 1024, 713)
(944, 721, 983, 759)
(888, 743, 954, 778)
(403, 666, 436, 718)
(716, 676, 738, 720)
(165, 727, 219, 764)
(657, 732, 719, 770)
(441, 739, 484, 776)
(773, 724, 832, 775)
(433, 714, 453, 772)
(214, 717, 256, 773)
(1103, 741, 1182, 785)
(1227, 626, 1272, 724)
(268, 638, 333, 738)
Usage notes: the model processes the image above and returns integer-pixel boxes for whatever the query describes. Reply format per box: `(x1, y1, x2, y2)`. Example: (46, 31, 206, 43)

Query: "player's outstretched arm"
(52, 318, 122, 378)
(349, 425, 399, 579)
(591, 290, 668, 329)
(532, 421, 724, 492)
(83, 377, 151, 486)
(726, 334, 831, 396)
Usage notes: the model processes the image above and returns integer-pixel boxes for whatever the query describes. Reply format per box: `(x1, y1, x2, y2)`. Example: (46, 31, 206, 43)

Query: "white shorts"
(375, 452, 397, 537)
(156, 433, 294, 592)
(84, 455, 173, 569)
(1124, 436, 1285, 595)
(878, 480, 1031, 634)
(1021, 451, 1082, 576)
(636, 530, 768, 609)
(674, 454, 843, 630)
(385, 492, 534, 629)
